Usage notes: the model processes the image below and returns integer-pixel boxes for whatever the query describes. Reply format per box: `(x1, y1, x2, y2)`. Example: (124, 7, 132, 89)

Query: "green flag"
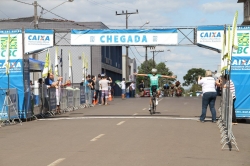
(115, 80, 122, 88)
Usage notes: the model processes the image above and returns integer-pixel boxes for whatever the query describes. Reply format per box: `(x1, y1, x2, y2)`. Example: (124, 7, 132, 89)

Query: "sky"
(0, 0, 243, 86)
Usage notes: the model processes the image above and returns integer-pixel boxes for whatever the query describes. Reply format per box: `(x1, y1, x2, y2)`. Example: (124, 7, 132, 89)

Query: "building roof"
(0, 16, 109, 32)
(237, 0, 245, 3)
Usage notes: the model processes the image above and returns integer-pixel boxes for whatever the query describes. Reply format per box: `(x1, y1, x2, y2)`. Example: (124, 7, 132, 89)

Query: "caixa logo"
(200, 32, 221, 38)
(232, 59, 250, 66)
(28, 35, 50, 41)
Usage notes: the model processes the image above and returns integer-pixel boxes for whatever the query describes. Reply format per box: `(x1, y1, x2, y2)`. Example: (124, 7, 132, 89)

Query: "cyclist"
(134, 68, 176, 112)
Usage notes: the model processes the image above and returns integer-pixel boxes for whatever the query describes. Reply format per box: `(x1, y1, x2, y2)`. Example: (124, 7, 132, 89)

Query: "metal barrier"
(2, 85, 87, 119)
(0, 88, 22, 125)
(217, 88, 239, 151)
(60, 88, 68, 113)
(66, 87, 74, 111)
(74, 88, 80, 110)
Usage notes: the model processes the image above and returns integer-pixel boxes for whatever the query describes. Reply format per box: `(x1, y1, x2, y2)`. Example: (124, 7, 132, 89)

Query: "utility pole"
(116, 10, 138, 80)
(33, 1, 39, 81)
(34, 1, 38, 29)
(150, 49, 164, 68)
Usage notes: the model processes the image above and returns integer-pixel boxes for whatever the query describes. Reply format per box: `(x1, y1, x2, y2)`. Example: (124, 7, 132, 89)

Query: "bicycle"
(150, 87, 157, 115)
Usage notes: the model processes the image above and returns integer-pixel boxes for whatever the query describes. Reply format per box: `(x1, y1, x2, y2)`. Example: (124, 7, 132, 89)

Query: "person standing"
(121, 78, 126, 99)
(99, 75, 112, 105)
(84, 75, 91, 107)
(139, 80, 145, 97)
(55, 77, 63, 115)
(130, 81, 135, 97)
(95, 74, 102, 105)
(223, 74, 237, 125)
(198, 70, 217, 123)
(90, 75, 96, 106)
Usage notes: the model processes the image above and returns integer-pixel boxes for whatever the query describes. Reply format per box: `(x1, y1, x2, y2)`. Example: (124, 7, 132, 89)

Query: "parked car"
(143, 88, 150, 97)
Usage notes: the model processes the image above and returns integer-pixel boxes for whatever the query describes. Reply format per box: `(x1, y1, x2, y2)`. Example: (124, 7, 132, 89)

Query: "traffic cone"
(108, 89, 112, 101)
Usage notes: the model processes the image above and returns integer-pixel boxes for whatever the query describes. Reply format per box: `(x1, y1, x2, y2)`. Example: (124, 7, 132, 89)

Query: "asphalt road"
(0, 96, 249, 166)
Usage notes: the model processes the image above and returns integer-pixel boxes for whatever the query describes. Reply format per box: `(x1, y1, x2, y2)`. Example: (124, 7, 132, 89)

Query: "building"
(238, 0, 250, 25)
(128, 57, 137, 82)
(0, 17, 124, 95)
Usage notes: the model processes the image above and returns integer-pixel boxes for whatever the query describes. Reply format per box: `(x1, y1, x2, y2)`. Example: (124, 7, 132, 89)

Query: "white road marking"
(90, 134, 105, 141)
(117, 121, 125, 125)
(133, 113, 138, 115)
(159, 98, 163, 102)
(142, 108, 146, 110)
(47, 158, 65, 166)
(39, 116, 198, 121)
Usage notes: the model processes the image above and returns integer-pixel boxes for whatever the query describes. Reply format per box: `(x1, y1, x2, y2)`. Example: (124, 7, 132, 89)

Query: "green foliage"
(183, 68, 206, 86)
(190, 84, 202, 93)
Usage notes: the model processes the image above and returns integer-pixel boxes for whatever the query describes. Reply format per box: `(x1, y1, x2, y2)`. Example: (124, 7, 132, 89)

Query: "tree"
(183, 68, 206, 86)
(136, 60, 175, 88)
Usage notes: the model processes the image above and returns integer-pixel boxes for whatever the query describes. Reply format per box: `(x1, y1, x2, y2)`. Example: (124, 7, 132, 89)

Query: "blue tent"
(29, 58, 44, 72)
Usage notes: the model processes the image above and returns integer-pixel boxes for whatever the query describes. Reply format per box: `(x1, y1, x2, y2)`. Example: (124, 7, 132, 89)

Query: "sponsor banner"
(197, 26, 224, 50)
(0, 59, 24, 118)
(71, 29, 178, 46)
(24, 29, 54, 54)
(230, 27, 250, 118)
(80, 86, 85, 104)
(0, 59, 23, 74)
(0, 29, 23, 60)
(231, 56, 250, 72)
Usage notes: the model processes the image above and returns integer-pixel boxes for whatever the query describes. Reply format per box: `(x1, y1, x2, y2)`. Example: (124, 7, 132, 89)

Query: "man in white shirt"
(130, 81, 135, 97)
(121, 78, 126, 99)
(99, 75, 112, 105)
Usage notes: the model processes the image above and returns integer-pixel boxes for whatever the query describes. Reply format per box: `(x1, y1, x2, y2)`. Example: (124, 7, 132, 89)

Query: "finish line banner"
(71, 29, 178, 46)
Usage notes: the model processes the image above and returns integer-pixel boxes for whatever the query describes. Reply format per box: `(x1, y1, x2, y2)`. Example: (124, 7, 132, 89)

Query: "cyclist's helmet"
(151, 68, 157, 73)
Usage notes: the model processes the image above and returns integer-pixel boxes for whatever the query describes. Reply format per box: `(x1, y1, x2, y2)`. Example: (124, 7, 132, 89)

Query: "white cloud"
(201, 1, 242, 13)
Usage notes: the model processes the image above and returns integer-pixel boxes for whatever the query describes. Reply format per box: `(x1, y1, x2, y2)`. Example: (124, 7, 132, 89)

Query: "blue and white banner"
(71, 29, 178, 46)
(0, 59, 24, 118)
(80, 86, 85, 104)
(197, 26, 224, 51)
(24, 29, 54, 54)
(230, 27, 250, 118)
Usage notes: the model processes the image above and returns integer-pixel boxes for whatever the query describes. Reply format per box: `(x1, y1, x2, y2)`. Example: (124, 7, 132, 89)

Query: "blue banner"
(80, 86, 85, 104)
(231, 56, 250, 118)
(49, 88, 56, 111)
(0, 59, 25, 118)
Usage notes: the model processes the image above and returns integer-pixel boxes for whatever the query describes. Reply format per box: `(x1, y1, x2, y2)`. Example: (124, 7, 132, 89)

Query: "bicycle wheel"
(152, 98, 156, 114)
(150, 97, 154, 115)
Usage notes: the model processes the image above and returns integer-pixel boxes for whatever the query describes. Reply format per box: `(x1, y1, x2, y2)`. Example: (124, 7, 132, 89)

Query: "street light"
(140, 21, 150, 29)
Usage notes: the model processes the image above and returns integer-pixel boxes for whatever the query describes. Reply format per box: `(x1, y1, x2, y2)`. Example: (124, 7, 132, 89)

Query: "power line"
(0, 9, 10, 19)
(129, 47, 142, 64)
(133, 46, 144, 57)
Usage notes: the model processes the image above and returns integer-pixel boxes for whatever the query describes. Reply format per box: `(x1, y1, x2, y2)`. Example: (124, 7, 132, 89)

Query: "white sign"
(24, 29, 54, 54)
(197, 26, 224, 50)
(0, 29, 23, 60)
(71, 29, 178, 46)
